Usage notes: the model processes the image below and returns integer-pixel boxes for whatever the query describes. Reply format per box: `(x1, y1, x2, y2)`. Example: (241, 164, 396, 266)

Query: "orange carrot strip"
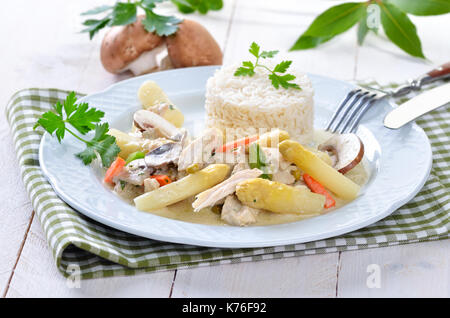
(217, 135, 259, 153)
(303, 173, 336, 209)
(104, 157, 126, 184)
(151, 175, 172, 187)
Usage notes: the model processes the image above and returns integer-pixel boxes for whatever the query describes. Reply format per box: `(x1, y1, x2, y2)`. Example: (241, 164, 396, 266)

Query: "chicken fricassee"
(103, 80, 368, 227)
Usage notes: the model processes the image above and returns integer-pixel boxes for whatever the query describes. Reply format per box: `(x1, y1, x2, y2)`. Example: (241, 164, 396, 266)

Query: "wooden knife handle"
(427, 61, 450, 78)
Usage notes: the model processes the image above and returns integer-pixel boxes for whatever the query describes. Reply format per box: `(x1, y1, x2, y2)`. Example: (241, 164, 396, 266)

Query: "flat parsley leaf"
(34, 93, 120, 167)
(67, 102, 104, 134)
(142, 10, 182, 36)
(110, 2, 137, 26)
(34, 110, 66, 142)
(249, 42, 260, 58)
(171, 0, 223, 14)
(260, 50, 279, 59)
(81, 1, 182, 39)
(235, 42, 301, 90)
(76, 123, 120, 167)
(234, 61, 255, 76)
(273, 60, 292, 73)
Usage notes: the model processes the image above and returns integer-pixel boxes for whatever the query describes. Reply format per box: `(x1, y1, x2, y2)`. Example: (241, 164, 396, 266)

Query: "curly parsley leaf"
(34, 92, 119, 167)
(235, 42, 301, 90)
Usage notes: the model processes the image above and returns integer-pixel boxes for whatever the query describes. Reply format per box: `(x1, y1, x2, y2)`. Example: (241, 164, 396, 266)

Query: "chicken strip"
(192, 168, 262, 212)
(221, 195, 259, 226)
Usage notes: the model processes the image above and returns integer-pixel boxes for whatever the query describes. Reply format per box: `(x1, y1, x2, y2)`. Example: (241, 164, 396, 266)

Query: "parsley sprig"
(234, 42, 301, 90)
(34, 92, 120, 168)
(81, 0, 223, 39)
(81, 1, 182, 39)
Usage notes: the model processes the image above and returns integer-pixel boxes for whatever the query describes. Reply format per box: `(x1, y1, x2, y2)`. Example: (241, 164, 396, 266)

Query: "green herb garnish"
(81, 0, 223, 39)
(120, 180, 126, 190)
(172, 0, 223, 14)
(34, 92, 120, 168)
(81, 1, 182, 39)
(248, 143, 271, 180)
(235, 42, 301, 90)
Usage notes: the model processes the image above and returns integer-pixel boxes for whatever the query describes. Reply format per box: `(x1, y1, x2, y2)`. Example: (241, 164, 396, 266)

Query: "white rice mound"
(205, 63, 314, 143)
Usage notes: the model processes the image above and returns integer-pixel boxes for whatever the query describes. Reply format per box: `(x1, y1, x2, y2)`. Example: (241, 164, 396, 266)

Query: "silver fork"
(325, 88, 380, 134)
(325, 61, 450, 134)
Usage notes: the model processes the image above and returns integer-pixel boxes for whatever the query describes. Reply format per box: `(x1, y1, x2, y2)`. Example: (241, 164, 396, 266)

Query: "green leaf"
(275, 74, 301, 90)
(141, 0, 164, 10)
(379, 2, 425, 58)
(249, 42, 260, 58)
(208, 0, 223, 11)
(110, 2, 137, 26)
(386, 0, 450, 16)
(67, 103, 104, 135)
(81, 18, 111, 40)
(269, 73, 281, 89)
(142, 10, 182, 36)
(171, 0, 196, 13)
(260, 50, 279, 59)
(35, 111, 66, 142)
(234, 66, 255, 77)
(273, 60, 292, 74)
(290, 2, 366, 51)
(62, 92, 78, 117)
(171, 0, 223, 14)
(81, 5, 112, 16)
(290, 34, 334, 50)
(76, 123, 120, 167)
(248, 143, 271, 180)
(305, 2, 367, 36)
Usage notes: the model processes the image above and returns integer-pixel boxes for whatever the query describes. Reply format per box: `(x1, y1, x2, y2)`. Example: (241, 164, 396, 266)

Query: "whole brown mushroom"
(100, 17, 222, 75)
(166, 19, 223, 68)
(100, 15, 165, 75)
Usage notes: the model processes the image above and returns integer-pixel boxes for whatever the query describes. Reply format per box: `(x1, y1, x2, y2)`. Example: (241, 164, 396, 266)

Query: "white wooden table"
(0, 0, 448, 298)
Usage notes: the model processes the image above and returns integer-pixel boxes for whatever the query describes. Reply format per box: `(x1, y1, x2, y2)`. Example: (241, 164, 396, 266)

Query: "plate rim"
(38, 66, 433, 248)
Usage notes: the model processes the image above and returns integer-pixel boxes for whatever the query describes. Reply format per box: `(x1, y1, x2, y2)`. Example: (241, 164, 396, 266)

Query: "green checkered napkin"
(6, 83, 449, 279)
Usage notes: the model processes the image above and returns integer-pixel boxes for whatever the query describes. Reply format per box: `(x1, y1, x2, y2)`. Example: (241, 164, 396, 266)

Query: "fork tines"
(326, 88, 379, 134)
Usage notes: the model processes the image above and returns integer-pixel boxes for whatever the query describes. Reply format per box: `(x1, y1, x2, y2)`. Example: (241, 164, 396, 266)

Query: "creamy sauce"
(142, 130, 369, 227)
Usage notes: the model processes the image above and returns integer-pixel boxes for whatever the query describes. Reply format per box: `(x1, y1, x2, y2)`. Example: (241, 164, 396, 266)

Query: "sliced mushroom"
(318, 133, 364, 174)
(133, 109, 183, 141)
(100, 15, 165, 75)
(144, 142, 182, 168)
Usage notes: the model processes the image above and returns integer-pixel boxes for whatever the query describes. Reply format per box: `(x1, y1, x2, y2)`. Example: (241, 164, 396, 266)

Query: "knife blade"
(384, 82, 450, 129)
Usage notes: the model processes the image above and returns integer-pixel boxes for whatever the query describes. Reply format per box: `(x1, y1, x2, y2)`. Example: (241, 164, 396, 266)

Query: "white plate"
(39, 66, 432, 248)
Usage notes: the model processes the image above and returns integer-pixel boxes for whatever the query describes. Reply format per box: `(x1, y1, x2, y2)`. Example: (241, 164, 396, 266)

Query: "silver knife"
(384, 82, 450, 129)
